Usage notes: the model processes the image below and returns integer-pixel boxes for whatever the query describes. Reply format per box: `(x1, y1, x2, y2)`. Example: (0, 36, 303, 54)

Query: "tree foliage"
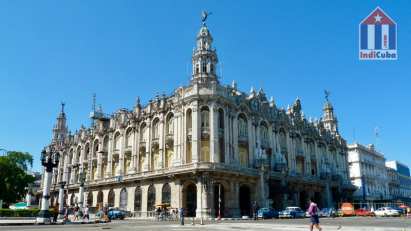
(0, 151, 35, 206)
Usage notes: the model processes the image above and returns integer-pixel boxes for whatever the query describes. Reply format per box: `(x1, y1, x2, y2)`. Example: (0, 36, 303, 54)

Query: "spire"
(322, 90, 338, 135)
(61, 102, 65, 114)
(191, 11, 219, 84)
(53, 102, 68, 147)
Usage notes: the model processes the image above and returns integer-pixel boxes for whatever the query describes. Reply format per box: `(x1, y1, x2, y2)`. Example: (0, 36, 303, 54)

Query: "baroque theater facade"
(46, 20, 354, 218)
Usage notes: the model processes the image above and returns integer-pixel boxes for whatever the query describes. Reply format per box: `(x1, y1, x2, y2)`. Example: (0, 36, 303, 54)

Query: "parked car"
(279, 207, 305, 218)
(355, 208, 375, 217)
(392, 207, 406, 215)
(319, 208, 337, 217)
(257, 208, 278, 219)
(374, 207, 400, 217)
(108, 208, 127, 220)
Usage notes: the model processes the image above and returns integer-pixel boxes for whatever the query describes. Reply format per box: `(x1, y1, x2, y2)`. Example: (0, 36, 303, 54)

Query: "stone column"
(196, 178, 210, 219)
(233, 113, 239, 164)
(78, 184, 84, 209)
(158, 115, 165, 168)
(106, 133, 113, 177)
(324, 182, 332, 208)
(118, 130, 125, 176)
(130, 127, 138, 173)
(96, 141, 103, 179)
(210, 104, 217, 162)
(144, 120, 151, 171)
(230, 181, 240, 218)
(224, 110, 230, 164)
(57, 182, 66, 215)
(247, 119, 254, 167)
(192, 103, 200, 163)
(173, 111, 181, 166)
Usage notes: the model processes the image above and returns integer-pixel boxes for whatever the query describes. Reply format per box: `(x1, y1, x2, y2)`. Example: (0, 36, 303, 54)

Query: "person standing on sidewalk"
(307, 198, 322, 231)
(179, 207, 184, 225)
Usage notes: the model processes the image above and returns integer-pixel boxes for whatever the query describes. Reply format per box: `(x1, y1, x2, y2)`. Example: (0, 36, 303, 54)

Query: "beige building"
(46, 19, 354, 218)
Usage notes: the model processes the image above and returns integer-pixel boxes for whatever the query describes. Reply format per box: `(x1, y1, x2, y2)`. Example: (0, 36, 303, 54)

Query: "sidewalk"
(0, 217, 96, 226)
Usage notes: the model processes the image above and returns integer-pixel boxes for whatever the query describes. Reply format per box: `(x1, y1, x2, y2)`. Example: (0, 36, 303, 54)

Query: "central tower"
(191, 13, 219, 84)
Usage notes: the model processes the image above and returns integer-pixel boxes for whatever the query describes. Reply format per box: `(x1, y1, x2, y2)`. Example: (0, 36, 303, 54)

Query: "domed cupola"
(191, 11, 219, 84)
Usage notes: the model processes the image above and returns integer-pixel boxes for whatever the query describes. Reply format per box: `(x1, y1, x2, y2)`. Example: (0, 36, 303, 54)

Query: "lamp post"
(72, 163, 87, 210)
(36, 146, 59, 224)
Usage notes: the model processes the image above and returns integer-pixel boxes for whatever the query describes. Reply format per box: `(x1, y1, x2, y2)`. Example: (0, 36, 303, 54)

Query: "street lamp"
(36, 146, 59, 224)
(72, 163, 87, 209)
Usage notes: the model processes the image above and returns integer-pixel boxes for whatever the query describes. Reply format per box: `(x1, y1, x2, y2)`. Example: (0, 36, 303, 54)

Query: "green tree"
(0, 151, 35, 207)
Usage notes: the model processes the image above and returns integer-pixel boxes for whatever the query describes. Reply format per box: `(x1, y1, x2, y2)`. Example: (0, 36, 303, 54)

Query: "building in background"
(41, 16, 355, 218)
(385, 160, 411, 204)
(347, 143, 389, 205)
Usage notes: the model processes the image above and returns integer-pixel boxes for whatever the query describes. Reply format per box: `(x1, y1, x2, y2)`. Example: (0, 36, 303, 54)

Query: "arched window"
(201, 107, 210, 128)
(114, 132, 121, 151)
(147, 185, 156, 211)
(140, 123, 146, 142)
(166, 114, 174, 135)
(120, 188, 127, 210)
(97, 191, 103, 208)
(103, 136, 109, 152)
(87, 192, 93, 206)
(108, 189, 115, 207)
(126, 128, 133, 148)
(76, 146, 81, 163)
(152, 119, 160, 140)
(134, 186, 142, 211)
(238, 114, 248, 138)
(260, 122, 269, 148)
(162, 183, 171, 205)
(201, 61, 207, 73)
(84, 143, 90, 160)
(93, 139, 99, 158)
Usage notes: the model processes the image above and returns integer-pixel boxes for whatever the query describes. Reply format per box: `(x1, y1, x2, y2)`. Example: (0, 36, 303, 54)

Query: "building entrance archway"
(183, 183, 197, 217)
(239, 185, 251, 216)
(97, 191, 103, 209)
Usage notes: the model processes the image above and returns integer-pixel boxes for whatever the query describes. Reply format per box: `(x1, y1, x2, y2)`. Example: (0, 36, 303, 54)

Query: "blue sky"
(0, 0, 409, 171)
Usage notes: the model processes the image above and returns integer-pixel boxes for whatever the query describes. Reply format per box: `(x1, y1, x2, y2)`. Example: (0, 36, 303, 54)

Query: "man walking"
(179, 207, 184, 225)
(307, 198, 322, 231)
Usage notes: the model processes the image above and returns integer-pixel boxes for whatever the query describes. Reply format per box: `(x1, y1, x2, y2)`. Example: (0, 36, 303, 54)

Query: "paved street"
(0, 217, 410, 231)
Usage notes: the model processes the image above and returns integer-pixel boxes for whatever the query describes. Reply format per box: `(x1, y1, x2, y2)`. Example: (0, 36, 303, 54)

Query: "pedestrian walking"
(179, 207, 184, 225)
(83, 205, 90, 221)
(307, 198, 322, 231)
(52, 203, 59, 223)
(63, 206, 69, 223)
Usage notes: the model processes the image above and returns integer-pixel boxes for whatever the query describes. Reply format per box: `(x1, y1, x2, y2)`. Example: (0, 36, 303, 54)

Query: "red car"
(355, 208, 375, 216)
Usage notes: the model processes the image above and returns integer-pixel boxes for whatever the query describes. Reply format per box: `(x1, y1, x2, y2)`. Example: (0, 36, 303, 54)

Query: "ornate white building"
(46, 18, 354, 218)
(347, 143, 389, 202)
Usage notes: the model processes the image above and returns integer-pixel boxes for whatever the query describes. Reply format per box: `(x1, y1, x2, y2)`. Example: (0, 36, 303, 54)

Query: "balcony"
(151, 137, 159, 145)
(238, 134, 248, 144)
(187, 128, 192, 141)
(201, 126, 210, 139)
(165, 134, 174, 149)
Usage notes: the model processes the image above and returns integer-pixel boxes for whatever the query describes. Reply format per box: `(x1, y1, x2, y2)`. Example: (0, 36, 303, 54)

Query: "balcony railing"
(238, 134, 248, 144)
(201, 126, 210, 139)
(187, 128, 192, 140)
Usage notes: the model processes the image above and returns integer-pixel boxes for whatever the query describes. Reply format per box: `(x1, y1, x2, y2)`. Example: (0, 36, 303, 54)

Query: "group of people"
(62, 204, 90, 223)
(155, 207, 179, 221)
